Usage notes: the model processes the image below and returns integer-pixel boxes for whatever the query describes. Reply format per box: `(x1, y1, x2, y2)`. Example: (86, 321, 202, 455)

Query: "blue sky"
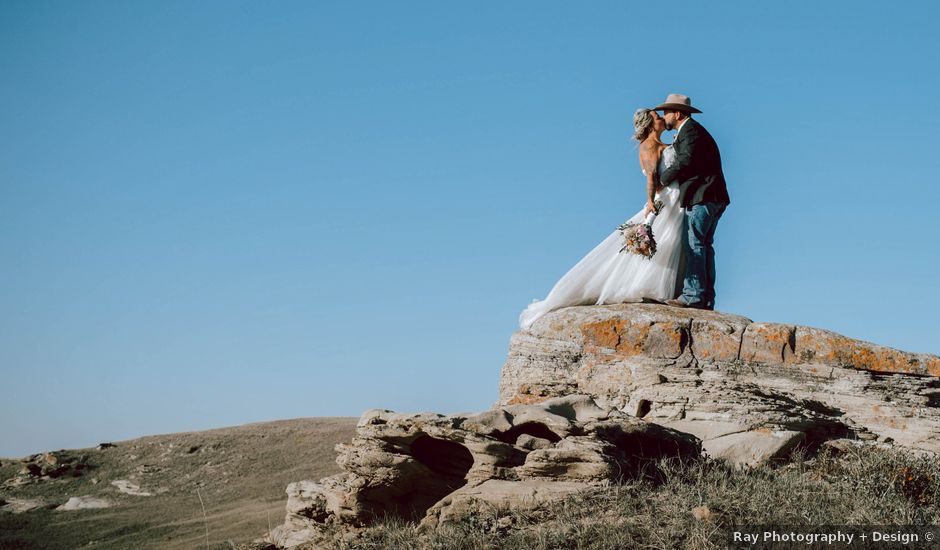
(2, 1, 939, 457)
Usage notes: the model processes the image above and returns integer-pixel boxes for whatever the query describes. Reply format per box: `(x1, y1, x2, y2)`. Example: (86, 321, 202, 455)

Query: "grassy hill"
(0, 417, 358, 550)
(5, 419, 940, 550)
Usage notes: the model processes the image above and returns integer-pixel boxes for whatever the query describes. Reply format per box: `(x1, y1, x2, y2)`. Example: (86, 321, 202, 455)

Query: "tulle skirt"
(519, 184, 686, 329)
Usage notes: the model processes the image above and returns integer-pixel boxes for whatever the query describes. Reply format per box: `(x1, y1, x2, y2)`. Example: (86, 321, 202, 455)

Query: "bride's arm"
(640, 143, 661, 215)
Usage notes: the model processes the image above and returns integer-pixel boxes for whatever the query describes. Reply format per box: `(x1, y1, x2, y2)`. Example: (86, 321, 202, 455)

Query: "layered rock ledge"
(499, 304, 940, 459)
(272, 395, 698, 547)
(272, 304, 940, 547)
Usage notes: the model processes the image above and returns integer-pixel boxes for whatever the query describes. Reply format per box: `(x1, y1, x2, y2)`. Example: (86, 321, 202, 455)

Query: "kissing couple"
(520, 93, 732, 329)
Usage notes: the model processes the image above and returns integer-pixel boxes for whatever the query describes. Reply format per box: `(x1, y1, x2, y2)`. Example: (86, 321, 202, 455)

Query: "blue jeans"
(680, 202, 727, 309)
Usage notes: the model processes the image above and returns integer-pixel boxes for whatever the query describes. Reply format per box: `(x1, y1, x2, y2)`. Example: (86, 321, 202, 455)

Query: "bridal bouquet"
(618, 200, 663, 259)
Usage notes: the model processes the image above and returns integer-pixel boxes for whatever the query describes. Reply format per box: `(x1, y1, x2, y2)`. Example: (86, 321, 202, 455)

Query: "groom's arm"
(659, 124, 701, 185)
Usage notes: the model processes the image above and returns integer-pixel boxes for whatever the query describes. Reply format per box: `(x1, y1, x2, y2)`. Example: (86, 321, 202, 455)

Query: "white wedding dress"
(519, 146, 685, 329)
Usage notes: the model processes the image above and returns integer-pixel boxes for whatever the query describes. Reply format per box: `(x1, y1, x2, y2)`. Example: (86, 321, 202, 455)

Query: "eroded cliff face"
(271, 395, 700, 547)
(499, 304, 940, 457)
(273, 304, 940, 547)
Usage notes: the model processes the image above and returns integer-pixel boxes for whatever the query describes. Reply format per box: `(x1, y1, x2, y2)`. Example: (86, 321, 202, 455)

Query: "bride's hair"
(633, 108, 654, 141)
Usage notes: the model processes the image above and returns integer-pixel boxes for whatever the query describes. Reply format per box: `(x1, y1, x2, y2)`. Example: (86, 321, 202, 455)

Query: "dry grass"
(296, 444, 940, 550)
(0, 417, 358, 550)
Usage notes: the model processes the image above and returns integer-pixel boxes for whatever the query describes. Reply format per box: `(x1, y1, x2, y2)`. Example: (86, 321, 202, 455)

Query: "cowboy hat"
(652, 93, 702, 114)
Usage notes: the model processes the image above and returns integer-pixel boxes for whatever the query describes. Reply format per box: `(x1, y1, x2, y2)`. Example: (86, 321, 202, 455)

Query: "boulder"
(273, 395, 699, 547)
(13, 451, 89, 481)
(56, 496, 111, 511)
(0, 497, 48, 513)
(500, 304, 940, 456)
(420, 479, 588, 530)
(701, 429, 805, 467)
(111, 480, 152, 496)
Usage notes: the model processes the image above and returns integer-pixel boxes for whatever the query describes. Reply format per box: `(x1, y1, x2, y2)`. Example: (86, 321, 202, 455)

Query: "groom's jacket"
(659, 118, 730, 209)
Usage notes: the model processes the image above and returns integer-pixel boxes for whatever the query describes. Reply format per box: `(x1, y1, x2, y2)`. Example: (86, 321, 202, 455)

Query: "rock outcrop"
(56, 496, 111, 510)
(273, 304, 940, 546)
(272, 395, 699, 547)
(4, 451, 90, 488)
(500, 304, 940, 463)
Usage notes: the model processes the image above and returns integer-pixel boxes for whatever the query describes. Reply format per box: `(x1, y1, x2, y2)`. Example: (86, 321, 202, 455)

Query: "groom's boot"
(665, 298, 707, 309)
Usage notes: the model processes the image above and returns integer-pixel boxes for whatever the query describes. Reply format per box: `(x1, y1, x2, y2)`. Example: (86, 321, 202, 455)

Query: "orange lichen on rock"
(506, 383, 553, 405)
(580, 319, 686, 359)
(580, 319, 627, 350)
(581, 319, 647, 356)
(793, 327, 855, 365)
(869, 414, 909, 431)
(644, 322, 687, 359)
(920, 356, 940, 377)
(740, 323, 795, 364)
(793, 326, 939, 375)
(849, 346, 919, 375)
(506, 394, 551, 405)
(691, 320, 742, 361)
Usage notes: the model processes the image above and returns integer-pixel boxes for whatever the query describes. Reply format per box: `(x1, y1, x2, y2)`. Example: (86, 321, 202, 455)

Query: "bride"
(519, 108, 686, 329)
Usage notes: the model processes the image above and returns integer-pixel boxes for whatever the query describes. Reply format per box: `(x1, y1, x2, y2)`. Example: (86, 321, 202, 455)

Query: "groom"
(654, 94, 731, 310)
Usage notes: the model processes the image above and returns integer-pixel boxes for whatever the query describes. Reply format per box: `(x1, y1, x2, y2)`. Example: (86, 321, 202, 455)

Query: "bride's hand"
(644, 201, 657, 215)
